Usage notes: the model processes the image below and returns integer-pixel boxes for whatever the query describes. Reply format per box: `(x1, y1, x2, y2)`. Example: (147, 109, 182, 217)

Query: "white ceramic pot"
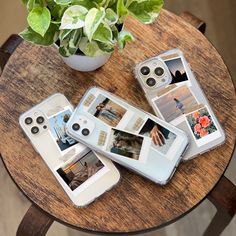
(62, 53, 112, 72)
(54, 44, 112, 72)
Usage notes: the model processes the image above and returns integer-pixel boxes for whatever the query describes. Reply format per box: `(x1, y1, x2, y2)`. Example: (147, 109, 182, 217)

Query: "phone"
(19, 93, 120, 207)
(66, 87, 189, 185)
(134, 48, 226, 160)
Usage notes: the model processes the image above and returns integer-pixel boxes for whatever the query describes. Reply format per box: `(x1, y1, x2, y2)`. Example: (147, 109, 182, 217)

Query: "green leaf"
(97, 41, 114, 53)
(47, 1, 67, 21)
(118, 30, 134, 49)
(59, 40, 71, 57)
(108, 0, 117, 7)
(107, 0, 117, 11)
(111, 25, 119, 40)
(54, 0, 71, 5)
(93, 0, 108, 7)
(102, 0, 111, 8)
(84, 8, 106, 42)
(79, 37, 106, 56)
(71, 0, 96, 9)
(68, 29, 82, 53)
(104, 8, 118, 25)
(59, 29, 73, 41)
(27, 7, 51, 37)
(59, 29, 83, 57)
(26, 0, 35, 11)
(19, 24, 59, 46)
(93, 23, 113, 44)
(128, 0, 164, 24)
(59, 29, 82, 56)
(22, 0, 45, 10)
(60, 5, 88, 29)
(117, 0, 128, 23)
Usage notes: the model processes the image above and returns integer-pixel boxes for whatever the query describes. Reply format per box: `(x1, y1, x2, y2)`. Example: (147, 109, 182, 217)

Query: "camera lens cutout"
(140, 66, 150, 75)
(25, 117, 33, 125)
(146, 78, 156, 87)
(154, 67, 164, 76)
(31, 126, 39, 134)
(82, 128, 90, 136)
(36, 116, 44, 124)
(72, 123, 80, 131)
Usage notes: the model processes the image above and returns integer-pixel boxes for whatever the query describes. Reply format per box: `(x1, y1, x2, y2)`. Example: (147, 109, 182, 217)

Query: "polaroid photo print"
(138, 118, 177, 155)
(48, 108, 78, 152)
(105, 128, 150, 162)
(88, 94, 127, 127)
(163, 56, 189, 85)
(57, 151, 105, 191)
(185, 106, 221, 147)
(152, 85, 199, 122)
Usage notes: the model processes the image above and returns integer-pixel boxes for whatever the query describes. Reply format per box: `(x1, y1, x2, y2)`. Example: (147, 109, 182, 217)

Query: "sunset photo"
(154, 85, 198, 122)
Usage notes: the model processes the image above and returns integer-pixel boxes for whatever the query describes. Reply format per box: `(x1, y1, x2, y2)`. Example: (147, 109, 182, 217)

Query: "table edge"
(0, 9, 236, 234)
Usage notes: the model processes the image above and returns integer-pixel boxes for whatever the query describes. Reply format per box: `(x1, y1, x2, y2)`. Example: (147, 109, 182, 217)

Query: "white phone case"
(19, 93, 120, 207)
(66, 87, 189, 185)
(134, 48, 226, 160)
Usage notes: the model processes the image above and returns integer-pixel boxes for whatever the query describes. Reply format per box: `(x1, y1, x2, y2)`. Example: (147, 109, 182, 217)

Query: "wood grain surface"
(0, 9, 235, 233)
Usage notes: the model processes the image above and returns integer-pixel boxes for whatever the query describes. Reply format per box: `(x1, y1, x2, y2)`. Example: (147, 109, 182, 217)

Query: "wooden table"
(0, 9, 236, 236)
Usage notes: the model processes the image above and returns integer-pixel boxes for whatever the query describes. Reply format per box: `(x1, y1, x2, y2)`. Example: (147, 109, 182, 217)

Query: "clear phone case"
(134, 49, 226, 160)
(66, 87, 189, 185)
(19, 93, 120, 207)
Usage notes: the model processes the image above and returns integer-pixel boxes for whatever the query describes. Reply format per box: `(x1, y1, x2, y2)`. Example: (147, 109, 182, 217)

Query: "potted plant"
(20, 0, 164, 72)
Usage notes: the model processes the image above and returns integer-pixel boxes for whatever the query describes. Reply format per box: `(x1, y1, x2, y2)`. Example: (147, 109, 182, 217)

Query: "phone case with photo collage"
(134, 49, 226, 160)
(19, 93, 120, 207)
(66, 87, 189, 185)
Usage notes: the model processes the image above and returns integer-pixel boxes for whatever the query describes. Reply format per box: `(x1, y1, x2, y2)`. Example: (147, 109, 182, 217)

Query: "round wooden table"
(0, 9, 236, 236)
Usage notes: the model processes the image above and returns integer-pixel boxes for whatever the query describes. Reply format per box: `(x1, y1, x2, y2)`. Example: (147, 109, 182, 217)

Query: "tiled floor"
(0, 0, 235, 235)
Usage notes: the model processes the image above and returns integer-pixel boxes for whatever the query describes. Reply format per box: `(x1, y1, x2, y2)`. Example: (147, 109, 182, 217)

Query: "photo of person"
(57, 151, 104, 191)
(139, 118, 176, 155)
(49, 109, 77, 151)
(88, 95, 127, 127)
(107, 129, 144, 160)
(164, 57, 189, 84)
(153, 85, 198, 122)
(186, 107, 217, 140)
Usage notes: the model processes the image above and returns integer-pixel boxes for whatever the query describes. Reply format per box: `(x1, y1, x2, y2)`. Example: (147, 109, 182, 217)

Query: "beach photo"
(107, 128, 144, 160)
(88, 95, 127, 127)
(186, 107, 217, 140)
(57, 151, 104, 191)
(164, 57, 189, 84)
(153, 85, 198, 122)
(49, 109, 77, 151)
(139, 118, 176, 155)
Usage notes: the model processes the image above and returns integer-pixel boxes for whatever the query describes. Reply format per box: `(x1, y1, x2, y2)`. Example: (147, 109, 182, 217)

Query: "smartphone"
(66, 87, 189, 185)
(19, 93, 120, 207)
(134, 48, 226, 160)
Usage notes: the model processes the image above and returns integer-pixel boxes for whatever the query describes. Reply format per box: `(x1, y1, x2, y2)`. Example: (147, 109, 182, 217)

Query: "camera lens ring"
(82, 128, 90, 136)
(140, 66, 150, 75)
(36, 116, 44, 124)
(146, 78, 156, 87)
(25, 117, 33, 125)
(154, 67, 164, 76)
(72, 123, 80, 131)
(31, 126, 39, 134)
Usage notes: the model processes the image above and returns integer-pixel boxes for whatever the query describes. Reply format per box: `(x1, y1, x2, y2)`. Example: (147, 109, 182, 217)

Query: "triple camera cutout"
(24, 112, 48, 135)
(138, 59, 171, 89)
